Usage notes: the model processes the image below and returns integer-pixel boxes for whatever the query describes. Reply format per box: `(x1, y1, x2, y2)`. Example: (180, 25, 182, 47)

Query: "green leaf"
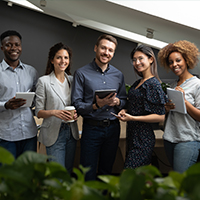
(0, 165, 29, 185)
(120, 169, 145, 200)
(154, 188, 176, 200)
(0, 147, 15, 165)
(79, 164, 90, 175)
(181, 175, 200, 194)
(125, 84, 131, 94)
(73, 167, 85, 182)
(135, 165, 162, 178)
(185, 162, 200, 176)
(14, 151, 48, 167)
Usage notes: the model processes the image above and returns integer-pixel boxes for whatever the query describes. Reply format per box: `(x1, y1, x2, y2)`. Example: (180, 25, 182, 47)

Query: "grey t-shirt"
(164, 76, 200, 143)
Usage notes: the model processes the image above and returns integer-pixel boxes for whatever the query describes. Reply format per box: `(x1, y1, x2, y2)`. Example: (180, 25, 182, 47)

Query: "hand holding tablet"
(15, 92, 35, 107)
(94, 89, 116, 102)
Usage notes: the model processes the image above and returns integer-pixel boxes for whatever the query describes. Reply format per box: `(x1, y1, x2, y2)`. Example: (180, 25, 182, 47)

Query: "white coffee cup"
(63, 106, 75, 123)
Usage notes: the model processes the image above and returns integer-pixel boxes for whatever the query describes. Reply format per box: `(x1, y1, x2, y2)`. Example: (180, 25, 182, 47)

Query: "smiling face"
(51, 49, 70, 74)
(1, 35, 22, 68)
(94, 39, 116, 67)
(168, 52, 188, 77)
(132, 51, 153, 75)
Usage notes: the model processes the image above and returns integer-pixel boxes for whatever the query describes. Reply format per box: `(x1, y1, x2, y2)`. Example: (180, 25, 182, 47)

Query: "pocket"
(41, 120, 51, 128)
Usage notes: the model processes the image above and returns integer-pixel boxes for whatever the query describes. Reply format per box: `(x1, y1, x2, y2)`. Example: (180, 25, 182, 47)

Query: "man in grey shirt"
(0, 30, 38, 158)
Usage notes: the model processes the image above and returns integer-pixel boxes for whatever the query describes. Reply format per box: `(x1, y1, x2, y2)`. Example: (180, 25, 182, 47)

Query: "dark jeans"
(0, 136, 37, 158)
(80, 120, 120, 181)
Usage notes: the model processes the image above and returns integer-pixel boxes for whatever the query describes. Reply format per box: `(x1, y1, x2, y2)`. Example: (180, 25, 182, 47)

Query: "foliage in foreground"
(0, 147, 200, 200)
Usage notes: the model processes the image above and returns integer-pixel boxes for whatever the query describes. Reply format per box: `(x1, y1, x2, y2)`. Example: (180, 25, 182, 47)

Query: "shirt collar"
(2, 59, 24, 71)
(92, 59, 110, 73)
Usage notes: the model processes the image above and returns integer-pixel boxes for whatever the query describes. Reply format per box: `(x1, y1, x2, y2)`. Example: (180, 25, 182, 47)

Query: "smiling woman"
(158, 40, 200, 173)
(118, 44, 167, 170)
(35, 42, 79, 175)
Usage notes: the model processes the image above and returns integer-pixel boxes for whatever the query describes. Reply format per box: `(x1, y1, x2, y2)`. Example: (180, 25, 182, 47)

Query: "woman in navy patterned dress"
(118, 45, 167, 169)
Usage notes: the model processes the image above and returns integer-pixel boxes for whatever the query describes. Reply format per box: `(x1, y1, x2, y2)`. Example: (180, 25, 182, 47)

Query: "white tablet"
(167, 88, 187, 114)
(15, 92, 35, 107)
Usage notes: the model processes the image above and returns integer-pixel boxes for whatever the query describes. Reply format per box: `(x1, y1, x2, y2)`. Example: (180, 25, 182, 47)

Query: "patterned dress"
(124, 77, 167, 169)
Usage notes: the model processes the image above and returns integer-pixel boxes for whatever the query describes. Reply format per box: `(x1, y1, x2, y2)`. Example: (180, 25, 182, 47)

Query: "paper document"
(15, 92, 35, 107)
(167, 88, 187, 114)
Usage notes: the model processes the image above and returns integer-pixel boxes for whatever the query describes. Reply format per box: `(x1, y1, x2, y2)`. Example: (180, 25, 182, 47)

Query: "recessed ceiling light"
(7, 0, 43, 12)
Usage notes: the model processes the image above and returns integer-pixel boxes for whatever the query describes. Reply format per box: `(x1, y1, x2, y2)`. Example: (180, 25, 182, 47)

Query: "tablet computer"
(15, 92, 35, 107)
(167, 88, 187, 114)
(95, 89, 116, 99)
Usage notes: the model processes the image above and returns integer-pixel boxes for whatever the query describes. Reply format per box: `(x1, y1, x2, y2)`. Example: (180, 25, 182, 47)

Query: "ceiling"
(5, 0, 200, 50)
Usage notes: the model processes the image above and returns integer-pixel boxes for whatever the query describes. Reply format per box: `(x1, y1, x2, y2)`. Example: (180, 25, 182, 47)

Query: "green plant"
(1, 147, 200, 200)
(0, 147, 108, 200)
(125, 84, 131, 94)
(161, 82, 170, 94)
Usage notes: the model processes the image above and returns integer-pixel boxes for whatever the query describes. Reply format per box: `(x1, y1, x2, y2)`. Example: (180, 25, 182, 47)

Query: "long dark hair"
(130, 44, 161, 82)
(45, 42, 72, 75)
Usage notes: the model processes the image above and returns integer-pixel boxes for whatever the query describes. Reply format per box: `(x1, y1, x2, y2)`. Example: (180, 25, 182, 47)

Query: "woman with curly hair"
(158, 40, 200, 173)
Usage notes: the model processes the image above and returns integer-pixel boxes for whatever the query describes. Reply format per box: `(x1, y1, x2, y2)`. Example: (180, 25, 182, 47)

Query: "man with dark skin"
(0, 30, 38, 158)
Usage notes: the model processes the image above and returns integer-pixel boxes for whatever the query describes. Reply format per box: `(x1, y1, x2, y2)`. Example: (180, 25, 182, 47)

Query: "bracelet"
(95, 102, 100, 109)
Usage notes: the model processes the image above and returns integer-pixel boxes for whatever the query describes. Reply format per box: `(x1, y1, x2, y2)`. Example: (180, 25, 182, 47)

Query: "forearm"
(37, 110, 56, 119)
(185, 100, 200, 121)
(132, 114, 165, 123)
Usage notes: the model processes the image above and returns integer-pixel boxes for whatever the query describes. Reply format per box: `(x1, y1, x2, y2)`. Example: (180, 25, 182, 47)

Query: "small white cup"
(63, 106, 75, 123)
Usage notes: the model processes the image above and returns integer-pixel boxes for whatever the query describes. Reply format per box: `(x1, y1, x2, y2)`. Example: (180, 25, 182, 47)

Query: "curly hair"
(158, 40, 200, 70)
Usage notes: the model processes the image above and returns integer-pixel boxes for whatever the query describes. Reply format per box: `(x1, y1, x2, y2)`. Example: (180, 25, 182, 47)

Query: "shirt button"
(106, 109, 109, 111)
(102, 74, 104, 76)
(103, 82, 106, 84)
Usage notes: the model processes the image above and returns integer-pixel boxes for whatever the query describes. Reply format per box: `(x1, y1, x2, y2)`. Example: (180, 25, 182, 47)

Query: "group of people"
(0, 29, 200, 180)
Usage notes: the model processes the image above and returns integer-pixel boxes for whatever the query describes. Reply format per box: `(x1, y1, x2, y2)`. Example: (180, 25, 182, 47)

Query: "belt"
(84, 118, 118, 127)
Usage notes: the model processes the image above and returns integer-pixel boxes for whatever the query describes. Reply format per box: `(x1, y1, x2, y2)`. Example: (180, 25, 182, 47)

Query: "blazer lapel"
(50, 72, 66, 105)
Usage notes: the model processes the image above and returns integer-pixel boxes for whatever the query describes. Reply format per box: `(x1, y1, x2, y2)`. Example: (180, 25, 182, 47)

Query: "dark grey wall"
(0, 1, 177, 85)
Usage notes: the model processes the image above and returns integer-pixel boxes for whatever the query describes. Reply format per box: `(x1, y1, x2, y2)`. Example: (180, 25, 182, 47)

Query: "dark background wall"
(0, 1, 177, 85)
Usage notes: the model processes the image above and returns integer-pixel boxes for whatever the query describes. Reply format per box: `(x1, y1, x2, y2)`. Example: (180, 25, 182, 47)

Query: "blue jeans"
(80, 120, 120, 181)
(0, 136, 37, 158)
(46, 123, 77, 174)
(164, 140, 200, 173)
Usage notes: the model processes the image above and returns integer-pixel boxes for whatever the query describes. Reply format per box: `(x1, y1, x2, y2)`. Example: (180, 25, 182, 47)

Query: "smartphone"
(110, 112, 122, 119)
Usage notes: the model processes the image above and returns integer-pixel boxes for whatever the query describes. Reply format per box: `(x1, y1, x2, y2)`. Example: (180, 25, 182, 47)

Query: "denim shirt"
(71, 60, 127, 120)
(0, 59, 38, 141)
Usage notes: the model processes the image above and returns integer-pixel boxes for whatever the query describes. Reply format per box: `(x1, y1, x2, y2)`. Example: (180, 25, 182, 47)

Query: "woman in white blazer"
(35, 43, 79, 174)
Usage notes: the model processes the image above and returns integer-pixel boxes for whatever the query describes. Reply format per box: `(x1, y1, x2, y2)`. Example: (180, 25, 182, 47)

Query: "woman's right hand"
(118, 109, 129, 121)
(53, 110, 73, 121)
(165, 99, 175, 112)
